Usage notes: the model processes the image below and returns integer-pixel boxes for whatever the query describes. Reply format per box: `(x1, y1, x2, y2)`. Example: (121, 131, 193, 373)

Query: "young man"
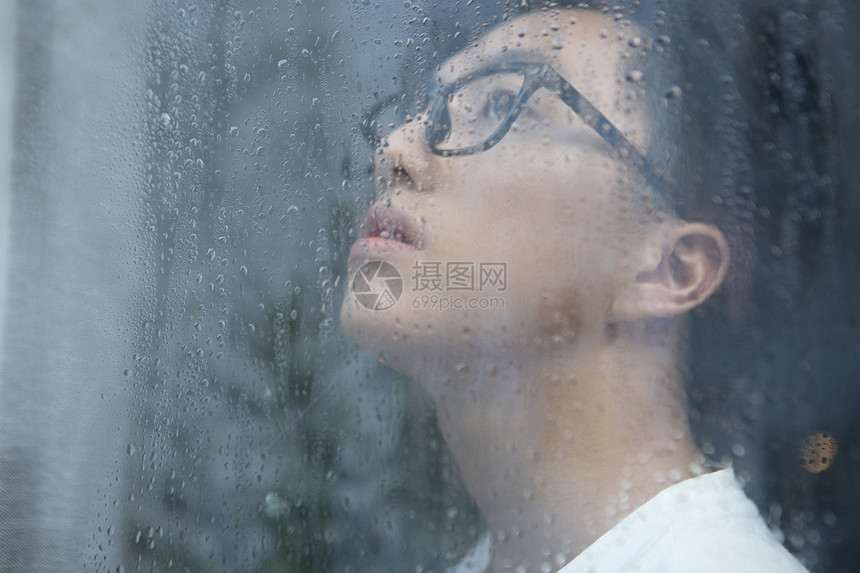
(341, 6, 809, 573)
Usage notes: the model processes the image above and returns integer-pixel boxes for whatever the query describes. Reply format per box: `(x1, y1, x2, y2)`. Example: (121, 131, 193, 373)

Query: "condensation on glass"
(0, 1, 858, 572)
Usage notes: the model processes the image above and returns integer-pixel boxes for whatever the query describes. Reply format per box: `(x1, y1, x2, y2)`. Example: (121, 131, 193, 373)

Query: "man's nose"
(375, 117, 439, 194)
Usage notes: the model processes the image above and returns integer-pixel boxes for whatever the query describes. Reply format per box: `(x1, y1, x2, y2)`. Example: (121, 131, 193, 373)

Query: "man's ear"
(609, 222, 730, 322)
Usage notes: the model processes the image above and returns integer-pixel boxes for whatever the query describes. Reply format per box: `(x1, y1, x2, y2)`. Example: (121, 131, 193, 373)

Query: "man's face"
(341, 9, 653, 373)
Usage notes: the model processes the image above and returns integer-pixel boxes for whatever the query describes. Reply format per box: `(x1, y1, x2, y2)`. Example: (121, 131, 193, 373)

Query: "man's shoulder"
(448, 469, 809, 573)
(558, 468, 809, 573)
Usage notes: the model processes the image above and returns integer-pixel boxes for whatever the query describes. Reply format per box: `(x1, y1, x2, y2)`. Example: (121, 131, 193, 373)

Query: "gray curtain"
(1, 1, 147, 570)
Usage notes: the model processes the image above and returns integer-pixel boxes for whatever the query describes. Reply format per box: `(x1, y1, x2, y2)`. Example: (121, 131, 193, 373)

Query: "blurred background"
(1, 0, 859, 571)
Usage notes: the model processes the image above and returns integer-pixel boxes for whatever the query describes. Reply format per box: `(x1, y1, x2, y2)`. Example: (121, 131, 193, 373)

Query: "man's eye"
(484, 89, 516, 120)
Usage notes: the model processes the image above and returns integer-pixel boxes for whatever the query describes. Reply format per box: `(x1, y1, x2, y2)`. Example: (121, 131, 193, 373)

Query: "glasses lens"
(432, 71, 524, 152)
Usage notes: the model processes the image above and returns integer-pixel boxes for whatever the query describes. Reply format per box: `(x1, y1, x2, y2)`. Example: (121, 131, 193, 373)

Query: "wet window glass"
(1, 1, 859, 572)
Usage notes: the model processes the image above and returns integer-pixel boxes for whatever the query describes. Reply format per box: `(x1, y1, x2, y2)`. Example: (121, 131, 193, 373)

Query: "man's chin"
(341, 303, 422, 372)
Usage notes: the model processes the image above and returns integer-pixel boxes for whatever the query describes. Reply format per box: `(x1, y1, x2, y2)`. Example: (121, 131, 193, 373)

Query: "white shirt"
(450, 468, 809, 573)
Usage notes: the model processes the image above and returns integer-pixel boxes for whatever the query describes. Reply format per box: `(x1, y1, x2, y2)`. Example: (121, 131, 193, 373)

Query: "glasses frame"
(361, 61, 660, 192)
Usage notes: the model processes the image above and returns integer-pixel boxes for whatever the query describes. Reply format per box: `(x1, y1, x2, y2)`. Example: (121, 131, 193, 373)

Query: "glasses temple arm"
(552, 74, 663, 193)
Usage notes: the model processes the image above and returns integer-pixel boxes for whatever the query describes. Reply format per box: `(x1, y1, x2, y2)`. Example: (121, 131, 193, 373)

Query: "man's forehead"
(437, 9, 619, 83)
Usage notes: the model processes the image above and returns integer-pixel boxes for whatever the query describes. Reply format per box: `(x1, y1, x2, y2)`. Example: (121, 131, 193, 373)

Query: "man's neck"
(412, 331, 702, 572)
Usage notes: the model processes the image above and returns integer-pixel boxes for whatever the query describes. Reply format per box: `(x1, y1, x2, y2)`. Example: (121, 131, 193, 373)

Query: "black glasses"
(361, 61, 660, 192)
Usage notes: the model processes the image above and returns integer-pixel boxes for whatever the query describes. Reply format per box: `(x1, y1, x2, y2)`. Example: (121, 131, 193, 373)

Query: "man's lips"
(349, 203, 424, 261)
(361, 203, 423, 246)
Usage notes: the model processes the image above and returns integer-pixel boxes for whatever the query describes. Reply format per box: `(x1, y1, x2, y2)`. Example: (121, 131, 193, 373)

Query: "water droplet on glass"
(264, 492, 289, 518)
(665, 85, 682, 99)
